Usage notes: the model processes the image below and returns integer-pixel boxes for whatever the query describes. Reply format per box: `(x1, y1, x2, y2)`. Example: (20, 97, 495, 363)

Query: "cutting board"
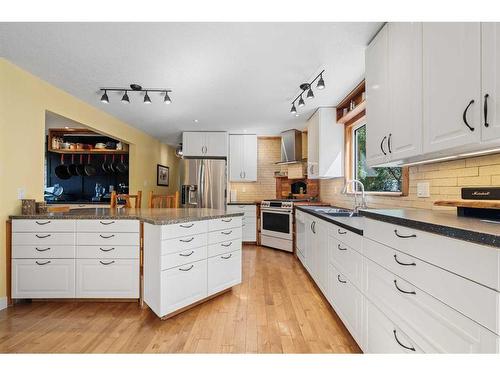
(433, 199, 500, 209)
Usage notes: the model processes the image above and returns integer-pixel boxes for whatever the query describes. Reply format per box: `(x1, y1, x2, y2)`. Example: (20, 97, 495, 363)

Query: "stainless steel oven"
(260, 200, 294, 252)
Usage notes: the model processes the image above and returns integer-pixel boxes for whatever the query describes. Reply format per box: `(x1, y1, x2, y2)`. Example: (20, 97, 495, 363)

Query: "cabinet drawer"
(242, 218, 257, 242)
(161, 259, 208, 316)
(76, 245, 139, 259)
(364, 299, 423, 353)
(328, 236, 363, 289)
(208, 240, 242, 258)
(161, 233, 207, 255)
(13, 232, 75, 246)
(227, 205, 257, 217)
(364, 257, 499, 353)
(12, 259, 75, 298)
(208, 250, 242, 295)
(328, 223, 362, 252)
(208, 216, 242, 232)
(12, 219, 76, 233)
(364, 218, 500, 291)
(161, 220, 208, 239)
(161, 246, 207, 270)
(76, 219, 139, 233)
(76, 259, 139, 298)
(328, 263, 363, 346)
(76, 232, 139, 246)
(208, 227, 242, 245)
(12, 245, 76, 259)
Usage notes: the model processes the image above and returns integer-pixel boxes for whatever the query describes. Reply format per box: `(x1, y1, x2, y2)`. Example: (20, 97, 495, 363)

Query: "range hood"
(276, 129, 304, 165)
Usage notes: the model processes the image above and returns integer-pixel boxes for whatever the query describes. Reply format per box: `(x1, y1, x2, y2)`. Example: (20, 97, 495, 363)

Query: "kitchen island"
(8, 208, 243, 319)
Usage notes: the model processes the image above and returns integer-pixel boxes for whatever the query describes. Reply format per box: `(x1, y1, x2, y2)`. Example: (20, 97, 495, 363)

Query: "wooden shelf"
(48, 149, 128, 155)
(434, 199, 500, 209)
(337, 100, 366, 124)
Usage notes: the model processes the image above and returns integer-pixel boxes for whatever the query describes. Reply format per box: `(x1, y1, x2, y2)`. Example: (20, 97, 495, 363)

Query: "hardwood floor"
(0, 245, 361, 353)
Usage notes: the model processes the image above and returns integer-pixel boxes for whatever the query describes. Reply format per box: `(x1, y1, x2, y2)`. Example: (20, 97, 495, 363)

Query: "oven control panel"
(261, 201, 293, 209)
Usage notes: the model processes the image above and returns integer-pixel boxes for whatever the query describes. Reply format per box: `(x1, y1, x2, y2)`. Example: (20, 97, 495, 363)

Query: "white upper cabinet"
(229, 134, 257, 182)
(422, 23, 481, 153)
(481, 23, 500, 142)
(182, 132, 228, 157)
(307, 108, 344, 179)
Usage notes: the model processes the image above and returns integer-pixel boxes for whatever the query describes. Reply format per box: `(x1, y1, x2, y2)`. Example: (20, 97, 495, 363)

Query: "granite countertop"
(360, 208, 500, 248)
(295, 205, 364, 235)
(227, 201, 260, 205)
(9, 208, 243, 225)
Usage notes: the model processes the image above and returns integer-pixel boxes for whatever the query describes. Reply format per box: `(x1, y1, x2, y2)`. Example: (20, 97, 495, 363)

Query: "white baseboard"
(0, 297, 7, 311)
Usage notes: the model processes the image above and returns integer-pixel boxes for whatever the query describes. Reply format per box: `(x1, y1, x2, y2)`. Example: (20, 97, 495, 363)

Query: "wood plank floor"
(0, 245, 361, 353)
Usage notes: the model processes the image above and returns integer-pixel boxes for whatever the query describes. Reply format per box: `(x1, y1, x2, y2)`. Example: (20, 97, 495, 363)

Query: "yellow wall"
(0, 58, 179, 299)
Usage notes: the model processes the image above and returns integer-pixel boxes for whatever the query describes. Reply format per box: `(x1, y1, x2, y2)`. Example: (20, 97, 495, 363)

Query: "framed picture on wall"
(157, 164, 169, 186)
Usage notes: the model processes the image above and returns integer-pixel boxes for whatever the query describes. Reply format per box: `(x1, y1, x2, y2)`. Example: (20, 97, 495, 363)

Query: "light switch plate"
(417, 182, 430, 198)
(17, 187, 26, 199)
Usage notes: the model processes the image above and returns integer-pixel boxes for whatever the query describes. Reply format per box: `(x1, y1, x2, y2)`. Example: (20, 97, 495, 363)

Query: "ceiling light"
(144, 91, 151, 104)
(290, 103, 297, 114)
(307, 88, 314, 99)
(193, 119, 199, 123)
(317, 74, 325, 90)
(288, 69, 324, 113)
(100, 90, 109, 103)
(295, 113, 300, 117)
(164, 92, 172, 104)
(121, 91, 130, 103)
(298, 95, 305, 108)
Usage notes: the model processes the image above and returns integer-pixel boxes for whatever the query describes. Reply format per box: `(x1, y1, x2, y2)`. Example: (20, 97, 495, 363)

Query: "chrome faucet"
(342, 179, 367, 215)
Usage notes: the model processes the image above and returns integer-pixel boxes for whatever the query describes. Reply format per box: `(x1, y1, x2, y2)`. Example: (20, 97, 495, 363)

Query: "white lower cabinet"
(208, 250, 242, 295)
(12, 259, 75, 298)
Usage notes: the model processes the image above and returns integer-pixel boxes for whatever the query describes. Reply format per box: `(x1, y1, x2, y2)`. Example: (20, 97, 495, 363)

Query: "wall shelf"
(337, 100, 366, 124)
(48, 149, 128, 155)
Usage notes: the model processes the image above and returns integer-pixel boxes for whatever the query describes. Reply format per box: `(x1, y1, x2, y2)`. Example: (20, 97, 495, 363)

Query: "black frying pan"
(101, 154, 110, 174)
(84, 154, 97, 176)
(68, 154, 79, 176)
(55, 154, 72, 180)
(76, 154, 86, 176)
(109, 155, 118, 174)
(115, 155, 128, 174)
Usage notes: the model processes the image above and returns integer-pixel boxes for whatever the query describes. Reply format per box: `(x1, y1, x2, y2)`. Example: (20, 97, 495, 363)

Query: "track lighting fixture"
(289, 70, 325, 115)
(98, 84, 172, 105)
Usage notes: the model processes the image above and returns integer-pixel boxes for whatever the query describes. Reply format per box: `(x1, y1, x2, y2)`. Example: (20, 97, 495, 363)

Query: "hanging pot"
(76, 154, 86, 176)
(55, 154, 72, 180)
(84, 154, 97, 176)
(101, 154, 110, 174)
(115, 154, 128, 174)
(68, 154, 79, 176)
(109, 154, 118, 174)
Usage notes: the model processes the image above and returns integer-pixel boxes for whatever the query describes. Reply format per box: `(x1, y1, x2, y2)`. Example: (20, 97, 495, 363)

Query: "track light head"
(307, 88, 314, 99)
(298, 95, 305, 108)
(164, 91, 172, 104)
(317, 74, 325, 90)
(290, 103, 297, 114)
(144, 91, 151, 104)
(121, 91, 130, 103)
(100, 90, 109, 103)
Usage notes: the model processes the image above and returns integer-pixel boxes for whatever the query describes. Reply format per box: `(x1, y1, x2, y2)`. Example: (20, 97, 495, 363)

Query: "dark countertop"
(9, 208, 243, 225)
(360, 208, 500, 248)
(296, 206, 364, 236)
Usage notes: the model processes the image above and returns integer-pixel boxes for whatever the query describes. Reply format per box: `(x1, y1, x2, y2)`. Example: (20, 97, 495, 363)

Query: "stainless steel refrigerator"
(179, 159, 227, 209)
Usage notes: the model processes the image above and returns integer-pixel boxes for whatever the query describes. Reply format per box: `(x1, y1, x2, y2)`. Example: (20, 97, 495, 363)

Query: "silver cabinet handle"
(180, 223, 194, 228)
(222, 218, 232, 222)
(99, 234, 115, 239)
(311, 221, 316, 234)
(100, 260, 115, 265)
(337, 275, 347, 284)
(179, 265, 194, 271)
(100, 220, 115, 225)
(35, 247, 51, 252)
(337, 244, 347, 251)
(221, 242, 232, 247)
(394, 254, 416, 266)
(394, 229, 416, 239)
(36, 260, 51, 265)
(243, 171, 246, 179)
(99, 247, 115, 252)
(393, 330, 416, 352)
(179, 250, 194, 257)
(337, 229, 346, 235)
(221, 254, 232, 259)
(179, 237, 194, 242)
(240, 171, 243, 178)
(35, 221, 51, 225)
(394, 280, 416, 295)
(221, 230, 232, 235)
(35, 234, 51, 238)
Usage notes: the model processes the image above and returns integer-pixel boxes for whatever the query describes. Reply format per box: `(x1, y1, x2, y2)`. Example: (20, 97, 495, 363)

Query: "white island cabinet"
(143, 215, 242, 319)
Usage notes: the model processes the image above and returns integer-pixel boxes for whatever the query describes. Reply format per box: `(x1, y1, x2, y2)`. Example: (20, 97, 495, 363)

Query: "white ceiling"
(0, 22, 381, 145)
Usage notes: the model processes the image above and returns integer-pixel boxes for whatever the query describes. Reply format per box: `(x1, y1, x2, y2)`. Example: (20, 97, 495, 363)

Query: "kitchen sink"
(307, 207, 359, 217)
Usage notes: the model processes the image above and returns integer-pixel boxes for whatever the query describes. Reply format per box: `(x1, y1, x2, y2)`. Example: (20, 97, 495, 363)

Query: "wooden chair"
(110, 190, 142, 208)
(148, 191, 180, 208)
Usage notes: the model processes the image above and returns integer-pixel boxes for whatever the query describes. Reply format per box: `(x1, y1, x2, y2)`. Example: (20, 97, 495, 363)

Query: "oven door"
(260, 208, 293, 240)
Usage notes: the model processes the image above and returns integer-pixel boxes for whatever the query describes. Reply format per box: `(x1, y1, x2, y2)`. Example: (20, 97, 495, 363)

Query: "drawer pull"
(36, 260, 51, 265)
(100, 260, 115, 265)
(99, 234, 115, 239)
(179, 251, 194, 257)
(337, 275, 347, 284)
(35, 220, 51, 225)
(100, 220, 115, 225)
(179, 265, 194, 271)
(99, 247, 115, 252)
(221, 230, 232, 235)
(337, 244, 347, 251)
(394, 280, 416, 295)
(35, 234, 51, 238)
(394, 229, 416, 239)
(180, 223, 194, 228)
(393, 330, 416, 352)
(221, 242, 233, 247)
(337, 229, 346, 235)
(35, 247, 51, 252)
(393, 254, 416, 266)
(179, 237, 194, 243)
(221, 254, 233, 259)
(222, 218, 233, 222)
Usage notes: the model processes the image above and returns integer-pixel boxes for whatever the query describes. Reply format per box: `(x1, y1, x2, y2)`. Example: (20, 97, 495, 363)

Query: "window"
(352, 123, 403, 193)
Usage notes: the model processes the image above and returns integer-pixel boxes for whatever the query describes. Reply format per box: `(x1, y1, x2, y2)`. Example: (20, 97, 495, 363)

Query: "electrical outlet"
(417, 182, 430, 198)
(17, 187, 26, 199)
